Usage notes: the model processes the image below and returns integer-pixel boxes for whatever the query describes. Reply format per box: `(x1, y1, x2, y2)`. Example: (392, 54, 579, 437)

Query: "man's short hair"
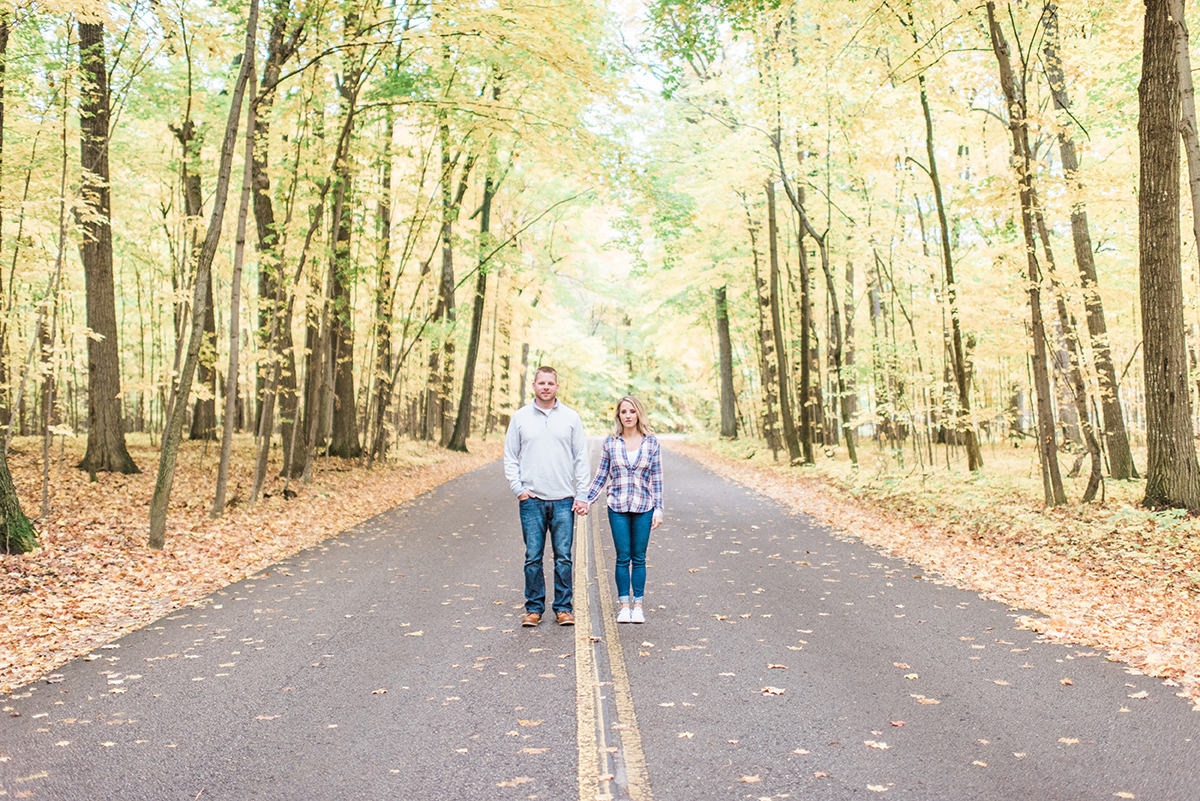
(534, 365, 558, 381)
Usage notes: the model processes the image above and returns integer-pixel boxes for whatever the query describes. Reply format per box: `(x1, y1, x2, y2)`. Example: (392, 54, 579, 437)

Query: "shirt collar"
(533, 399, 559, 415)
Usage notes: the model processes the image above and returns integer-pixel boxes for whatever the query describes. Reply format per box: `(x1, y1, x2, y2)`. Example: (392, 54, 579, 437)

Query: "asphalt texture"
(2, 444, 1198, 801)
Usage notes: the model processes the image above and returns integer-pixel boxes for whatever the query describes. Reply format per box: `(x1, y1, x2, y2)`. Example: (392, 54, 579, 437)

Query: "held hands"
(572, 500, 591, 515)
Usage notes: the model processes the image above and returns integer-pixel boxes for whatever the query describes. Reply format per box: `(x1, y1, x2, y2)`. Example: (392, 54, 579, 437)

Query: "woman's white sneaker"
(616, 606, 632, 623)
(630, 605, 645, 624)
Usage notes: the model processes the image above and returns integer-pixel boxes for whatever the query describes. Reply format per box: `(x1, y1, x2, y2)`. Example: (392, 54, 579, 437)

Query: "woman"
(583, 396, 663, 623)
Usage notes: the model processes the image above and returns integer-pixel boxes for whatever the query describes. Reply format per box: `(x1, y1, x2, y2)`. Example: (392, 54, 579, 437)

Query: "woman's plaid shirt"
(584, 434, 663, 513)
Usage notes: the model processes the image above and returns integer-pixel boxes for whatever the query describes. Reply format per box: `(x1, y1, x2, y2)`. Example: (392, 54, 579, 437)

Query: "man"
(503, 366, 590, 627)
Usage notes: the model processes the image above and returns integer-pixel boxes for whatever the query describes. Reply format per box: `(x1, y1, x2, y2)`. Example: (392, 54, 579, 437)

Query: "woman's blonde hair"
(610, 395, 653, 437)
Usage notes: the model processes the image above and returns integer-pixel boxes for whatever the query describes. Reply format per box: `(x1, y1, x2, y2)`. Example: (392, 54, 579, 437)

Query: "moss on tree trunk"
(0, 453, 35, 554)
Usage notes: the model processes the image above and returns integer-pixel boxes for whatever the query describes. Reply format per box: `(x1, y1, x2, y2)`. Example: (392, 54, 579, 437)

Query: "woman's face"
(618, 400, 639, 431)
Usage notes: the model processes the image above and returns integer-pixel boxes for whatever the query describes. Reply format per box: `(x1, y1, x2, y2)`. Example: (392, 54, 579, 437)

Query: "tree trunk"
(425, 99, 458, 444)
(1043, 1, 1136, 480)
(327, 190, 362, 458)
(715, 285, 737, 438)
(149, 0, 258, 548)
(326, 5, 365, 459)
(76, 22, 138, 475)
(367, 115, 396, 464)
(1036, 209, 1103, 502)
(743, 198, 780, 457)
(188, 274, 218, 441)
(797, 227, 816, 463)
(986, 2, 1066, 506)
(0, 446, 33, 554)
(906, 10, 981, 471)
(448, 169, 497, 453)
(0, 13, 9, 430)
(1139, 0, 1200, 508)
(252, 1, 302, 472)
(842, 257, 857, 430)
(766, 179, 801, 463)
(811, 227, 857, 464)
(212, 61, 256, 517)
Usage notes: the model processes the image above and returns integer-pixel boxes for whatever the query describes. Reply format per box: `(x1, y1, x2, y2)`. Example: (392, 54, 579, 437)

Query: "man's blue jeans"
(608, 508, 653, 602)
(518, 497, 574, 615)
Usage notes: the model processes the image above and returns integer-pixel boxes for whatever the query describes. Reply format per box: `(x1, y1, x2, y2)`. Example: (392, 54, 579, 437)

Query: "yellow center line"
(575, 513, 600, 801)
(591, 513, 654, 801)
(575, 510, 654, 801)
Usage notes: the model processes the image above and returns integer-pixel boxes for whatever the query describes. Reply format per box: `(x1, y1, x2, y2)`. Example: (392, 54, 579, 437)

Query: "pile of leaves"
(676, 438, 1200, 708)
(0, 434, 499, 693)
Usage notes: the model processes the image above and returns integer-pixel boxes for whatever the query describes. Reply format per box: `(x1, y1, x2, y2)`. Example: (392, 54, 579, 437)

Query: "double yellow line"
(574, 512, 654, 801)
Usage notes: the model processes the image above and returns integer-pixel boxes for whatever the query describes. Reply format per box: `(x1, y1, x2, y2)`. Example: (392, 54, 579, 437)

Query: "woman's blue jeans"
(607, 508, 652, 602)
(518, 497, 574, 615)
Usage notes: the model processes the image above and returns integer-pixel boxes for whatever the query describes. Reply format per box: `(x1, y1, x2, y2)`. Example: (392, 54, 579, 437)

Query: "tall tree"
(900, 6, 982, 471)
(743, 196, 781, 456)
(448, 169, 496, 452)
(326, 1, 371, 459)
(985, 2, 1066, 506)
(76, 21, 138, 474)
(714, 285, 737, 438)
(0, 11, 9, 431)
(1139, 0, 1200, 509)
(150, 0, 259, 548)
(212, 59, 257, 517)
(252, 0, 305, 471)
(766, 179, 801, 463)
(1042, 1, 1136, 480)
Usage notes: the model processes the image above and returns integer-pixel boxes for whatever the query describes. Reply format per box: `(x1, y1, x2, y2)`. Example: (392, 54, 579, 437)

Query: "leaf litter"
(677, 440, 1200, 707)
(0, 435, 499, 693)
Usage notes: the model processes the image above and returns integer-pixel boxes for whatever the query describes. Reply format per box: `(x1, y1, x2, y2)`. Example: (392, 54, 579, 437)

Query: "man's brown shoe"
(556, 611, 575, 626)
(521, 612, 541, 627)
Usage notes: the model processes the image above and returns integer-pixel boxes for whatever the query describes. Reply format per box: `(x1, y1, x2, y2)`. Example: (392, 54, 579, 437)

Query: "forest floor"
(0, 433, 501, 694)
(677, 436, 1200, 709)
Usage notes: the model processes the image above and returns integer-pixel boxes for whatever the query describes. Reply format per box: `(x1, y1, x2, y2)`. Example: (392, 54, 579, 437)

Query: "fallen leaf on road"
(761, 686, 786, 696)
(371, 688, 387, 695)
(678, 732, 695, 739)
(864, 741, 890, 750)
(1058, 738, 1080, 745)
(868, 785, 889, 792)
(518, 719, 543, 727)
(1128, 691, 1148, 699)
(890, 721, 906, 727)
(739, 775, 761, 783)
(768, 664, 788, 669)
(496, 777, 533, 788)
(1060, 678, 1074, 686)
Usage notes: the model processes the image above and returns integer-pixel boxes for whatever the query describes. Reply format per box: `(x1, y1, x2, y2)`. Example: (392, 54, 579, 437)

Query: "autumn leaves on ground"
(676, 439, 1200, 708)
(0, 435, 499, 693)
(3, 436, 1197, 711)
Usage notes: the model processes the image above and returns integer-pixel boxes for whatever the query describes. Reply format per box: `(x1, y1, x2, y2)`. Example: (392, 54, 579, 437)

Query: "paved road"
(2, 445, 1197, 800)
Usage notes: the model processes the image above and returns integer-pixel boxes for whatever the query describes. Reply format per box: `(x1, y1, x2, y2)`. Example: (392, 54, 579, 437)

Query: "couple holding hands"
(503, 366, 663, 628)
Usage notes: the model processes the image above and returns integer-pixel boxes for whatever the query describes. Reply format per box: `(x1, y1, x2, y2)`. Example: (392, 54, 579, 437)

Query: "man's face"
(533, 372, 558, 404)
